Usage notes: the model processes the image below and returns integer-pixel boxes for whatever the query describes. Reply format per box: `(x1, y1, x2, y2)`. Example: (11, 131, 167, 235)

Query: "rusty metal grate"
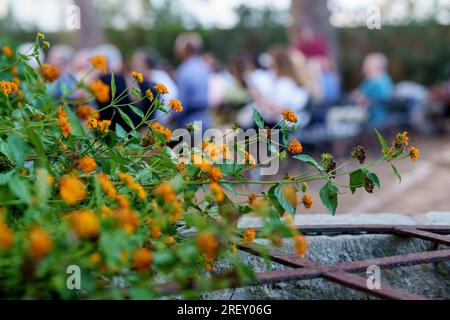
(158, 225, 450, 300)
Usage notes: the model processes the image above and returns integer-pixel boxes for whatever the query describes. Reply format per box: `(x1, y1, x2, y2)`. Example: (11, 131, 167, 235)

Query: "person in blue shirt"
(353, 53, 394, 125)
(173, 32, 211, 129)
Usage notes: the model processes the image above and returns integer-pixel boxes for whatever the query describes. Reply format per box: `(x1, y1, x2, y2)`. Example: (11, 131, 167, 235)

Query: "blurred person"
(46, 44, 77, 98)
(239, 46, 312, 127)
(173, 32, 211, 128)
(352, 53, 394, 125)
(131, 49, 178, 105)
(295, 24, 329, 59)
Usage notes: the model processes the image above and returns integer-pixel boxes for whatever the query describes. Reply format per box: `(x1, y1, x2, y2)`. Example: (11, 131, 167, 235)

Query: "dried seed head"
(351, 145, 366, 164)
(364, 176, 375, 194)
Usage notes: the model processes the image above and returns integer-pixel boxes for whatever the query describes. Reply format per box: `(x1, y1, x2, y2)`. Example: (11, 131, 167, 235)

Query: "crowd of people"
(20, 25, 450, 138)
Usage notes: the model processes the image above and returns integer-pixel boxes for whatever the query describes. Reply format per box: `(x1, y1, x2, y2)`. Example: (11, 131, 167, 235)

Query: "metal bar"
(240, 225, 450, 235)
(322, 271, 429, 300)
(394, 228, 450, 246)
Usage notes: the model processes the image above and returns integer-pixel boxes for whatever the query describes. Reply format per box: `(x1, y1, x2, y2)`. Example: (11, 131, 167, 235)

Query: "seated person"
(352, 53, 394, 125)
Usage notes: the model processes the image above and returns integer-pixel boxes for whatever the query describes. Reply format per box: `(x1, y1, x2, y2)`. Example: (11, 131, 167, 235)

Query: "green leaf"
(118, 108, 135, 129)
(390, 164, 402, 183)
(115, 123, 127, 139)
(65, 105, 85, 137)
(7, 133, 27, 166)
(319, 181, 339, 215)
(293, 154, 324, 172)
(349, 169, 366, 194)
(129, 105, 144, 119)
(8, 176, 33, 205)
(273, 184, 296, 215)
(252, 107, 264, 129)
(367, 172, 381, 189)
(221, 183, 237, 196)
(110, 72, 116, 100)
(375, 129, 388, 153)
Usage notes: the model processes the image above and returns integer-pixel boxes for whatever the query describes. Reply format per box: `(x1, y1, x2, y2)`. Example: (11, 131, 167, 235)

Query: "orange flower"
(76, 156, 97, 174)
(56, 106, 71, 138)
(154, 83, 169, 94)
(130, 71, 144, 83)
(294, 233, 308, 257)
(195, 231, 219, 260)
(59, 175, 87, 205)
(409, 146, 420, 162)
(28, 226, 52, 259)
(150, 122, 172, 142)
(208, 166, 222, 182)
(90, 54, 108, 73)
(132, 248, 152, 272)
(90, 79, 110, 103)
(68, 209, 100, 239)
(86, 117, 111, 133)
(99, 205, 113, 218)
(169, 202, 183, 222)
(282, 109, 297, 123)
(75, 104, 99, 121)
(243, 227, 256, 244)
(287, 139, 303, 155)
(0, 80, 18, 96)
(283, 185, 297, 208)
(119, 173, 147, 200)
(90, 252, 102, 265)
(0, 222, 14, 250)
(210, 182, 224, 203)
(147, 217, 161, 239)
(165, 235, 176, 246)
(40, 63, 60, 82)
(114, 207, 140, 234)
(396, 131, 409, 146)
(96, 173, 117, 199)
(168, 99, 183, 112)
(302, 194, 313, 209)
(154, 182, 176, 202)
(2, 46, 13, 58)
(115, 194, 130, 209)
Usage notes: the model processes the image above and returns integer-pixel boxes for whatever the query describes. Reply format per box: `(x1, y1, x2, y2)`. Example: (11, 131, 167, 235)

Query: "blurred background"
(1, 0, 450, 214)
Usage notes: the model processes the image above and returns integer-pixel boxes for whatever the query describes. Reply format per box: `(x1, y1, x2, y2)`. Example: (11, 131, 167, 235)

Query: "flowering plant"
(0, 34, 419, 299)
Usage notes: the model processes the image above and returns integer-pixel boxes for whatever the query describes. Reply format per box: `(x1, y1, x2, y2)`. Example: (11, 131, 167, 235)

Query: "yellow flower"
(130, 71, 144, 83)
(76, 156, 97, 174)
(294, 233, 308, 257)
(168, 99, 183, 112)
(90, 54, 108, 73)
(169, 202, 183, 221)
(154, 83, 169, 94)
(302, 194, 313, 209)
(28, 226, 52, 259)
(0, 80, 18, 96)
(56, 106, 71, 138)
(132, 248, 152, 272)
(145, 89, 154, 101)
(208, 166, 222, 183)
(86, 117, 111, 133)
(96, 173, 117, 199)
(196, 231, 219, 260)
(59, 175, 87, 205)
(155, 182, 176, 202)
(147, 217, 161, 239)
(409, 146, 420, 162)
(242, 227, 256, 244)
(210, 182, 224, 203)
(287, 139, 303, 155)
(40, 63, 60, 82)
(90, 79, 110, 103)
(2, 46, 13, 58)
(68, 209, 100, 239)
(396, 131, 409, 146)
(282, 109, 297, 123)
